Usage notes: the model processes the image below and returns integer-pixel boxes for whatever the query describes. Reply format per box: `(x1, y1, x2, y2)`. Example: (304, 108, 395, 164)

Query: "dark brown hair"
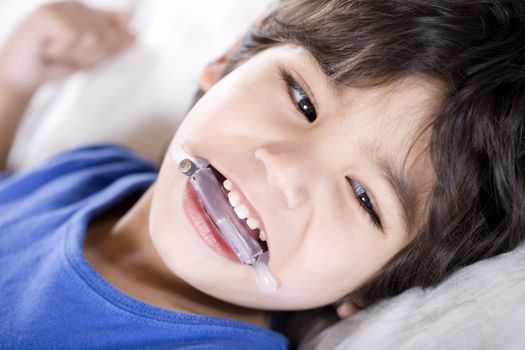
(219, 0, 525, 308)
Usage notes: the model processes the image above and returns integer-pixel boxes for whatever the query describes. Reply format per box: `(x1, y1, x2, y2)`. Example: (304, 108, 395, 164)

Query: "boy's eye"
(290, 82, 317, 122)
(347, 178, 382, 229)
(279, 68, 317, 123)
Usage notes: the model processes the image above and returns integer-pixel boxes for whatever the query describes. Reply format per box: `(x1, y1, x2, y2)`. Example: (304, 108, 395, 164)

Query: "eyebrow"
(376, 157, 416, 235)
(303, 51, 345, 99)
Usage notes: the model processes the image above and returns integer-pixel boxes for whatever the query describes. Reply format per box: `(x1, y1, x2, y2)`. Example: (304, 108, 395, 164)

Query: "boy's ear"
(199, 38, 242, 92)
(336, 301, 359, 320)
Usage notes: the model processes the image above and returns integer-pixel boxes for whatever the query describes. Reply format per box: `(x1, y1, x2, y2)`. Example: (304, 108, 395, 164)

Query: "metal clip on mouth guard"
(171, 146, 277, 293)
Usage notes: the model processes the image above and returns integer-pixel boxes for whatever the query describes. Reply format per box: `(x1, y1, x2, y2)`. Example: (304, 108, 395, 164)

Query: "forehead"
(337, 76, 443, 144)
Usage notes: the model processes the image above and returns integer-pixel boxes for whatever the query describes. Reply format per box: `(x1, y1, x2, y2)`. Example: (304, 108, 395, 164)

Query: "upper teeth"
(234, 204, 249, 219)
(223, 179, 263, 236)
(223, 179, 233, 191)
(246, 217, 259, 230)
(228, 191, 240, 207)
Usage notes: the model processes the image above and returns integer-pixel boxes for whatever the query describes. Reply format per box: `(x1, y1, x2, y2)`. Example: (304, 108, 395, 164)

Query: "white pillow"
(300, 243, 525, 350)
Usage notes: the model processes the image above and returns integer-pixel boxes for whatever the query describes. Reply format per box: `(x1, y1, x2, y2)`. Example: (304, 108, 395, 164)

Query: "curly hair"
(221, 0, 525, 308)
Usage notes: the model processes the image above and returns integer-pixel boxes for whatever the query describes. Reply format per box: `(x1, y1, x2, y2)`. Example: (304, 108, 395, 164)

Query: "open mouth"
(174, 145, 278, 292)
(208, 165, 269, 253)
(181, 156, 269, 265)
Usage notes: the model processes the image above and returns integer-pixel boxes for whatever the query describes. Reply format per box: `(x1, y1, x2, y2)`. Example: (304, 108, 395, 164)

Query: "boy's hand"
(0, 1, 134, 94)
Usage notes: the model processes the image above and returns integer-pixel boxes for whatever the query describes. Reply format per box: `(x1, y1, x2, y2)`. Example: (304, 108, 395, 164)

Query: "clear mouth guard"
(171, 146, 277, 293)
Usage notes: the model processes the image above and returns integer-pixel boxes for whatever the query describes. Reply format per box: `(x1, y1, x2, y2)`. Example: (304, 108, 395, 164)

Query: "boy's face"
(150, 44, 440, 310)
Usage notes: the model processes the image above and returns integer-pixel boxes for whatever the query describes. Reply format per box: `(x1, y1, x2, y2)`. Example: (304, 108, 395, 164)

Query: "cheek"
(273, 251, 360, 307)
(276, 207, 398, 306)
(179, 68, 290, 143)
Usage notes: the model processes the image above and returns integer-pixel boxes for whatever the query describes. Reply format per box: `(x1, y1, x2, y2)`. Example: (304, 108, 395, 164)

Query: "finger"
(44, 61, 81, 80)
(41, 26, 78, 64)
(101, 12, 135, 54)
(78, 13, 133, 62)
(65, 30, 133, 68)
(63, 14, 120, 66)
(42, 8, 134, 68)
(55, 30, 104, 67)
(104, 11, 132, 27)
(108, 31, 135, 56)
(39, 9, 99, 64)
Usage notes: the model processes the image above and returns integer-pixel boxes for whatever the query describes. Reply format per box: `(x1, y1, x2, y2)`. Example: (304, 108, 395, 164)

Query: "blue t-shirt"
(0, 145, 288, 350)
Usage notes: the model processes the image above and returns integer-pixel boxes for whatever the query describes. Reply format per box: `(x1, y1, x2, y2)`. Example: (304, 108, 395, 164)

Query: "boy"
(1, 0, 524, 349)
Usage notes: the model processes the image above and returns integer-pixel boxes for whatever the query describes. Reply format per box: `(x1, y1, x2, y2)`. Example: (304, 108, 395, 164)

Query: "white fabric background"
(1, 0, 275, 170)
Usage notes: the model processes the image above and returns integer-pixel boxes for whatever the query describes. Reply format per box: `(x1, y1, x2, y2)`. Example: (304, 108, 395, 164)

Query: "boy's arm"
(0, 1, 135, 172)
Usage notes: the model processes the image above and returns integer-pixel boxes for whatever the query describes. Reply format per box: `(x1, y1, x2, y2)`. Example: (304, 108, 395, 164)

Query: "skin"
(1, 1, 441, 329)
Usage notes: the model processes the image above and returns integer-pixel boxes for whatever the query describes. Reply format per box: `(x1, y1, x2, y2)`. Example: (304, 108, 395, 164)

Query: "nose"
(254, 146, 311, 209)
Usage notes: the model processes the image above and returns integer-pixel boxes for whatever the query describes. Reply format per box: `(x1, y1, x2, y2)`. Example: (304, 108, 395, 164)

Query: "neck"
(83, 185, 270, 329)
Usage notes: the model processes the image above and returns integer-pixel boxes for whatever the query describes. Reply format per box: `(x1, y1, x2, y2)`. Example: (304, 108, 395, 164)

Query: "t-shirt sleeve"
(0, 144, 157, 212)
(0, 174, 10, 185)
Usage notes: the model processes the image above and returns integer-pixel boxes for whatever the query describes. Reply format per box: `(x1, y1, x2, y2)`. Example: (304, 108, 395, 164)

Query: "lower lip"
(182, 179, 239, 262)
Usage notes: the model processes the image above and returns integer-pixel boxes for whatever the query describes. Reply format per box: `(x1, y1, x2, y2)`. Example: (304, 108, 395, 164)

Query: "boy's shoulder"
(2, 143, 156, 175)
(38, 143, 157, 173)
(0, 143, 157, 224)
(1, 143, 157, 186)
